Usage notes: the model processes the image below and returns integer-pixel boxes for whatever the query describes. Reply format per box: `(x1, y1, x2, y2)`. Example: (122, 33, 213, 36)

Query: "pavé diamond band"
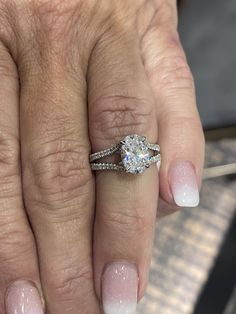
(89, 134, 161, 174)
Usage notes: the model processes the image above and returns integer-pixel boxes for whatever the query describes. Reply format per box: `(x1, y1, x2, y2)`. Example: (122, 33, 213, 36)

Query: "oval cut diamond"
(120, 135, 150, 174)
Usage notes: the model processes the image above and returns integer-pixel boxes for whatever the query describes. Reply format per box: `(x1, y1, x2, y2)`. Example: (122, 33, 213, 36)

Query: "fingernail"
(102, 262, 138, 314)
(169, 160, 199, 207)
(6, 280, 44, 314)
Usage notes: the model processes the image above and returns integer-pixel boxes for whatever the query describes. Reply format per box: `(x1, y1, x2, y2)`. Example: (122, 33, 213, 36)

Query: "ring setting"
(90, 134, 161, 174)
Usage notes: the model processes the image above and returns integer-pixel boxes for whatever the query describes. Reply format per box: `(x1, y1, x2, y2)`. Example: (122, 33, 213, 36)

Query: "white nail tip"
(102, 262, 138, 314)
(170, 160, 200, 208)
(173, 186, 199, 207)
(103, 302, 136, 314)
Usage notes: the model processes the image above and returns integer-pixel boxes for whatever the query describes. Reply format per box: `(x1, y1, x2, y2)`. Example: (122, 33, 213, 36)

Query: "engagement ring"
(89, 134, 161, 174)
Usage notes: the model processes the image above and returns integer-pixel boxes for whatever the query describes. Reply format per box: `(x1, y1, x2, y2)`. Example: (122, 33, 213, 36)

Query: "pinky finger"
(142, 25, 205, 209)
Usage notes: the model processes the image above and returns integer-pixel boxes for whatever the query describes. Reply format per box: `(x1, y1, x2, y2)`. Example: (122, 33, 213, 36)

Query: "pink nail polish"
(169, 160, 199, 207)
(102, 262, 138, 314)
(6, 280, 44, 314)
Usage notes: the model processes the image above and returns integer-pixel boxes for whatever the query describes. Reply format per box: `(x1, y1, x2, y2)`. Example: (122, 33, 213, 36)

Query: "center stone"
(120, 135, 150, 174)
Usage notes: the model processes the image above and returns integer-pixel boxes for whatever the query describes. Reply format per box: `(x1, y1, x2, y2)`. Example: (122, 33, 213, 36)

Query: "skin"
(0, 0, 205, 313)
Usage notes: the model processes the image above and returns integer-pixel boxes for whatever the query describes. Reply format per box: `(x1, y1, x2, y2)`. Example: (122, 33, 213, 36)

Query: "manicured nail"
(102, 262, 138, 314)
(169, 160, 199, 207)
(6, 280, 44, 314)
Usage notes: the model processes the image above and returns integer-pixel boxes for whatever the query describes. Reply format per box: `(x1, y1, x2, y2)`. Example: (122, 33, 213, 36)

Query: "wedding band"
(89, 134, 161, 174)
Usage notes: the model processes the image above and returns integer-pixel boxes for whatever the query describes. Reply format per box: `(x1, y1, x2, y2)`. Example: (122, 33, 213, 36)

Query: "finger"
(18, 15, 99, 314)
(0, 43, 43, 312)
(88, 25, 158, 313)
(141, 3, 205, 210)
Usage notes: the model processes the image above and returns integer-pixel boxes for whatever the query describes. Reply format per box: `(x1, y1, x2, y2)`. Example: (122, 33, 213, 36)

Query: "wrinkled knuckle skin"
(0, 130, 20, 192)
(0, 225, 34, 267)
(48, 264, 93, 304)
(29, 0, 83, 39)
(0, 0, 100, 71)
(24, 139, 92, 208)
(158, 55, 194, 90)
(0, 131, 18, 168)
(101, 208, 152, 236)
(90, 96, 155, 146)
(144, 26, 194, 91)
(149, 54, 194, 93)
(18, 0, 109, 65)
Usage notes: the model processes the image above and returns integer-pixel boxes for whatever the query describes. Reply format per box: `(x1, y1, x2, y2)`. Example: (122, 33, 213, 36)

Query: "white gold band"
(89, 135, 161, 174)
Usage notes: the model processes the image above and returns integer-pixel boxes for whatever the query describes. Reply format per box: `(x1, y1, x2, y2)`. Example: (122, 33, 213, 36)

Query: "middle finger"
(18, 7, 99, 314)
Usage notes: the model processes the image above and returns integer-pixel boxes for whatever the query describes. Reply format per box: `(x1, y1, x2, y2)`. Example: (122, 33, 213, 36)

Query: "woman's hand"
(0, 1, 204, 313)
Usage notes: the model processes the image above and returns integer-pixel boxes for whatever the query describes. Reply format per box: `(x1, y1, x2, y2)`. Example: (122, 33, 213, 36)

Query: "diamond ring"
(89, 134, 161, 174)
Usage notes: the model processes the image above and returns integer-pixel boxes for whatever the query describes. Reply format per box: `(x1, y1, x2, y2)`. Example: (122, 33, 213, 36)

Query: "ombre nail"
(102, 262, 138, 314)
(6, 280, 43, 314)
(169, 160, 199, 207)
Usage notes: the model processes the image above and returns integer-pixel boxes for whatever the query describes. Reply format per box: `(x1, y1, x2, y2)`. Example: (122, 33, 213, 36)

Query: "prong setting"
(120, 135, 151, 174)
(90, 134, 160, 174)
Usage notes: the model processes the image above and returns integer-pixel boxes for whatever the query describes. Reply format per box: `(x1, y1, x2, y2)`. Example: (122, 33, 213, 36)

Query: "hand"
(0, 1, 204, 313)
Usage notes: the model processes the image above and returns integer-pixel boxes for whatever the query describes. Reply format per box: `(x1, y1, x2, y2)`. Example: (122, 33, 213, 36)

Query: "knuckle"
(0, 223, 33, 265)
(48, 263, 93, 303)
(144, 27, 194, 91)
(28, 0, 96, 45)
(25, 137, 92, 206)
(158, 55, 194, 90)
(18, 0, 102, 73)
(0, 129, 19, 179)
(102, 207, 152, 235)
(30, 0, 79, 35)
(30, 0, 113, 33)
(90, 95, 155, 145)
(145, 1, 177, 32)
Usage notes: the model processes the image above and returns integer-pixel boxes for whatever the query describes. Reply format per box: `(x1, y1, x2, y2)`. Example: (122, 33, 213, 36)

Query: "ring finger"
(88, 24, 159, 314)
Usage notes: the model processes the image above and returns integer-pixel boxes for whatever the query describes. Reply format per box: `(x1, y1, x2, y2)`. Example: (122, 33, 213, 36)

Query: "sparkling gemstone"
(120, 135, 150, 174)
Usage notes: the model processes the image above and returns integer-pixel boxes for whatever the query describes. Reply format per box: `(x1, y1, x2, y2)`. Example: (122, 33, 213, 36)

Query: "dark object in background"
(177, 0, 185, 9)
(194, 213, 236, 314)
(178, 0, 236, 313)
(179, 0, 236, 130)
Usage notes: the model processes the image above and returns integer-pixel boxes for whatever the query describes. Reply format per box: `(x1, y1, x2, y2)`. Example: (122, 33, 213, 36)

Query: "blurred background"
(137, 0, 236, 313)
